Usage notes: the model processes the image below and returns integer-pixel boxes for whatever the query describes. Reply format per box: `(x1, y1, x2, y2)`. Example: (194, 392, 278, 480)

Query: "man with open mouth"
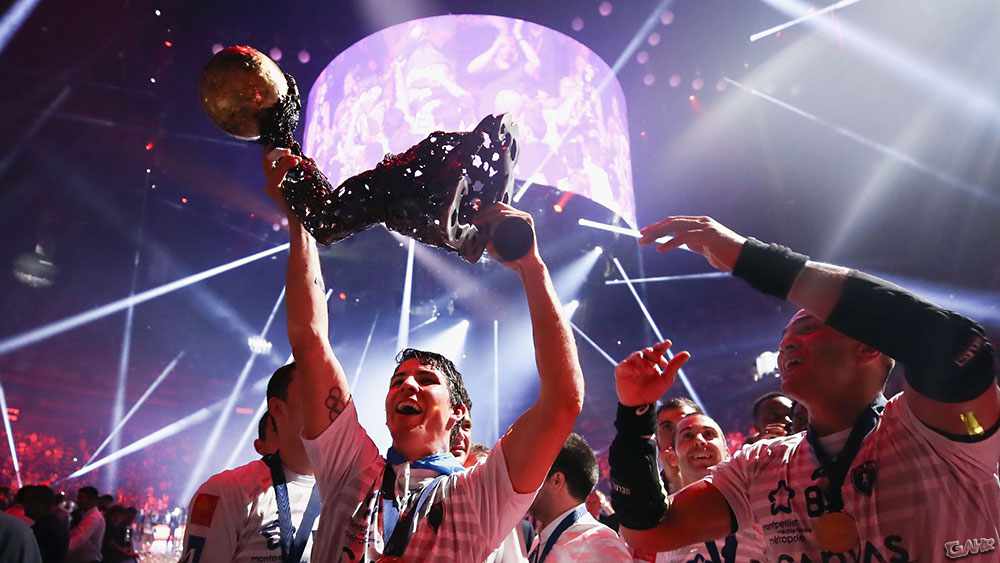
(263, 148, 585, 562)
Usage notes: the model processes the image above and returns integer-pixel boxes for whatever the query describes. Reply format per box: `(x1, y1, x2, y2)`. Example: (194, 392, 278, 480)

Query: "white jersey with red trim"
(706, 392, 1000, 561)
(301, 401, 537, 562)
(180, 459, 319, 563)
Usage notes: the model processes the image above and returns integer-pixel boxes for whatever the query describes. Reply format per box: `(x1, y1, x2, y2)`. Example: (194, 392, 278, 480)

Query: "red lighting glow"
(164, 40, 173, 48)
(145, 142, 155, 151)
(180, 196, 189, 204)
(338, 291, 348, 301)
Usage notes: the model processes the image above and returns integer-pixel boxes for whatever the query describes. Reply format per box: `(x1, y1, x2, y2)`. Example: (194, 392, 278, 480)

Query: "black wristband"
(615, 403, 656, 437)
(732, 237, 809, 299)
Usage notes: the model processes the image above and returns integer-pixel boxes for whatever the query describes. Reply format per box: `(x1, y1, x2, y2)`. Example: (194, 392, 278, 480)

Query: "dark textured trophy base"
(279, 113, 520, 263)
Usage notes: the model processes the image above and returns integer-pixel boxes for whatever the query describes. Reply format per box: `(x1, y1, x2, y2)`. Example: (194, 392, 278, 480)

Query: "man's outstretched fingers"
(664, 351, 691, 376)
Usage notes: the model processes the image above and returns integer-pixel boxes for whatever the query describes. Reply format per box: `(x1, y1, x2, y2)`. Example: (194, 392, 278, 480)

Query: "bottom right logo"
(944, 537, 996, 559)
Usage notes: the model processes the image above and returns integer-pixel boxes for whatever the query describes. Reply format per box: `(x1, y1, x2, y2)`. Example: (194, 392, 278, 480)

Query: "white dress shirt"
(528, 504, 632, 563)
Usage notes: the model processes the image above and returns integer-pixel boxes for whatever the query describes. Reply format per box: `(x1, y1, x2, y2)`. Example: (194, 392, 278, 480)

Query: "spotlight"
(571, 16, 584, 31)
(13, 245, 56, 288)
(563, 299, 581, 319)
(297, 50, 310, 64)
(412, 319, 471, 365)
(754, 350, 780, 381)
(247, 335, 273, 355)
(599, 1, 613, 16)
(269, 47, 282, 61)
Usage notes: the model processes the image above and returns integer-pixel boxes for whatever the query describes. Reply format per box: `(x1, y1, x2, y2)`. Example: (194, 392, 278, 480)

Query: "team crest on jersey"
(768, 480, 795, 515)
(851, 460, 877, 495)
(944, 537, 997, 559)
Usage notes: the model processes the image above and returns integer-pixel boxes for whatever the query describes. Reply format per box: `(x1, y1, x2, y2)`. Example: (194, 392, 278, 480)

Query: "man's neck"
(277, 441, 313, 476)
(808, 395, 872, 436)
(391, 436, 449, 462)
(534, 498, 582, 532)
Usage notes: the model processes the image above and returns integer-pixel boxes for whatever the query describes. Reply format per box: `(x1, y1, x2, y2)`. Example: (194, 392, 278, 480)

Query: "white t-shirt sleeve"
(703, 441, 765, 534)
(896, 392, 1000, 473)
(302, 400, 380, 496)
(181, 475, 246, 562)
(460, 440, 540, 553)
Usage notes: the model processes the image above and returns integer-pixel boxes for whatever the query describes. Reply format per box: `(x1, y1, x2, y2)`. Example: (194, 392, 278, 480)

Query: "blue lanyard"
(264, 454, 321, 563)
(530, 505, 587, 563)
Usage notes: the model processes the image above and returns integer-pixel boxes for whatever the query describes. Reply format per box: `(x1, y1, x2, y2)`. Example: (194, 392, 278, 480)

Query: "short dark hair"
(672, 412, 722, 449)
(78, 486, 99, 498)
(751, 392, 789, 422)
(18, 485, 57, 508)
(267, 363, 297, 401)
(257, 411, 274, 441)
(548, 433, 599, 502)
(656, 397, 701, 418)
(395, 348, 471, 410)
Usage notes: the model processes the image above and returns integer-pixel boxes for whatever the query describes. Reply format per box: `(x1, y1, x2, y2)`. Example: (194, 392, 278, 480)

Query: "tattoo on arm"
(325, 387, 346, 421)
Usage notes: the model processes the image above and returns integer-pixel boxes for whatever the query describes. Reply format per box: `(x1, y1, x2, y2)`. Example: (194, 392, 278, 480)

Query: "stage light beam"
(350, 314, 380, 392)
(723, 77, 1000, 205)
(0, 243, 290, 356)
(87, 351, 186, 465)
(493, 320, 500, 442)
(552, 247, 605, 301)
(611, 258, 707, 412)
(577, 218, 690, 250)
(414, 319, 471, 366)
(750, 0, 864, 42)
(569, 322, 618, 367)
(605, 272, 730, 285)
(221, 399, 268, 470)
(0, 382, 22, 488)
(397, 239, 416, 351)
(181, 287, 286, 503)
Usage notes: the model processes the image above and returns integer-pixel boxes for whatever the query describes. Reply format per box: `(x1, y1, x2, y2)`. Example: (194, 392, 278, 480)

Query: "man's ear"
(855, 342, 882, 366)
(548, 470, 565, 490)
(268, 397, 285, 424)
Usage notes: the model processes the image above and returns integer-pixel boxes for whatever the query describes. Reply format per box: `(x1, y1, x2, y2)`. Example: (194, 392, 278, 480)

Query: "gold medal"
(814, 511, 859, 553)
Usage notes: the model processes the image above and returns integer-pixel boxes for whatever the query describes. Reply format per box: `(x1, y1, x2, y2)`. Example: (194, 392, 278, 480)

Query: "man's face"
(385, 359, 461, 455)
(674, 414, 728, 484)
(76, 491, 95, 510)
(778, 310, 867, 407)
(656, 404, 698, 463)
(449, 414, 473, 465)
(755, 395, 794, 431)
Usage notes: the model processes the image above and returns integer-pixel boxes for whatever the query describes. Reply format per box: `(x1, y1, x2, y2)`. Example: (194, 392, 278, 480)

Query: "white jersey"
(706, 392, 1000, 561)
(302, 401, 537, 562)
(181, 458, 319, 563)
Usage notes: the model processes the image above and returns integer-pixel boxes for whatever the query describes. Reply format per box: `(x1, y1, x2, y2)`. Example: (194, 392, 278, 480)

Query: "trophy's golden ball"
(199, 45, 288, 140)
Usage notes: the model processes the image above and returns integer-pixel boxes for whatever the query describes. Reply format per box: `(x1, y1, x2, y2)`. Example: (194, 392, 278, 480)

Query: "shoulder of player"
(197, 458, 272, 500)
(730, 431, 804, 461)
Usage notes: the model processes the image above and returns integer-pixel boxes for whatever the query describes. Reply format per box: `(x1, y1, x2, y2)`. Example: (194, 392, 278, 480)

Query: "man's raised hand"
(638, 216, 746, 272)
(615, 340, 691, 407)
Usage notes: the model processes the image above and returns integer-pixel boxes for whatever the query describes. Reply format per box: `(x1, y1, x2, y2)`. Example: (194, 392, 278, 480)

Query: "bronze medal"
(814, 511, 859, 553)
